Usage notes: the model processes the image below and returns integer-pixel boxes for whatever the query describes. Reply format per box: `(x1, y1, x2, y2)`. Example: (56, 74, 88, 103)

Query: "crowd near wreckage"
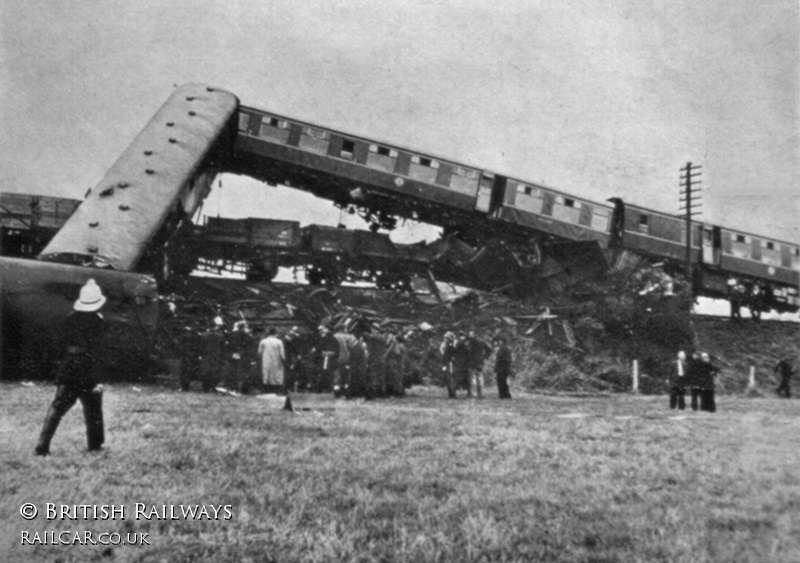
(153, 276, 521, 400)
(1, 83, 799, 381)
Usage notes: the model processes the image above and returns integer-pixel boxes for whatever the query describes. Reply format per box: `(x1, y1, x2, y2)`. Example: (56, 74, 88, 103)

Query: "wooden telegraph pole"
(679, 162, 702, 297)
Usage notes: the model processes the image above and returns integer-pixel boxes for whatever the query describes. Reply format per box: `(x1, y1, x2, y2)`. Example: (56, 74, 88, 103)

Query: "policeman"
(35, 279, 107, 456)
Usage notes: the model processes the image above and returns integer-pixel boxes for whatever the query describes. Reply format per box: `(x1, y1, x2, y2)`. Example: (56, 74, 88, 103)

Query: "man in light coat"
(258, 327, 285, 393)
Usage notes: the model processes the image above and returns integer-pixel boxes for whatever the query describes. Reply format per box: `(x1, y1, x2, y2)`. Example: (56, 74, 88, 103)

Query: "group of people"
(439, 330, 514, 399)
(256, 325, 518, 400)
(669, 351, 720, 412)
(728, 277, 773, 322)
(178, 319, 415, 399)
(256, 324, 408, 399)
(669, 351, 796, 411)
(176, 316, 517, 402)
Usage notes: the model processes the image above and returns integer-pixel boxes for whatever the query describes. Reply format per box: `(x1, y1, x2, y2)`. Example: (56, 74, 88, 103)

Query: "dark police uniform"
(35, 309, 105, 455)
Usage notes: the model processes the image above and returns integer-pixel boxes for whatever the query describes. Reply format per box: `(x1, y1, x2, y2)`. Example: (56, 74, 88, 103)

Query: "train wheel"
(247, 261, 279, 282)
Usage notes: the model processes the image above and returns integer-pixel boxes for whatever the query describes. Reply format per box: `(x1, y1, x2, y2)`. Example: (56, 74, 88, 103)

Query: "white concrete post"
(632, 360, 640, 394)
(746, 366, 756, 392)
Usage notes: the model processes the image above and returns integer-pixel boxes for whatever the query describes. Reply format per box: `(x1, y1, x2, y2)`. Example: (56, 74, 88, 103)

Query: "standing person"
(775, 357, 795, 398)
(465, 330, 491, 399)
(258, 328, 285, 394)
(749, 284, 763, 322)
(439, 332, 458, 399)
(364, 327, 390, 397)
(198, 316, 226, 392)
(332, 330, 358, 397)
(697, 352, 719, 413)
(494, 337, 513, 400)
(383, 330, 407, 397)
(315, 325, 340, 393)
(670, 351, 687, 410)
(728, 278, 743, 322)
(35, 279, 107, 456)
(282, 326, 304, 392)
(453, 332, 470, 396)
(227, 321, 255, 393)
(688, 351, 702, 411)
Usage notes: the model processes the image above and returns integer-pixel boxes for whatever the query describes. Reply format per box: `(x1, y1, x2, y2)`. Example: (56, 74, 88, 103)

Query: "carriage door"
(476, 173, 494, 213)
(702, 226, 721, 266)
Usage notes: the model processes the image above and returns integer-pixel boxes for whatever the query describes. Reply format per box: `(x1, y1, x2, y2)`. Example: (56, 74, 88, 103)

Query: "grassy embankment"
(2, 382, 799, 562)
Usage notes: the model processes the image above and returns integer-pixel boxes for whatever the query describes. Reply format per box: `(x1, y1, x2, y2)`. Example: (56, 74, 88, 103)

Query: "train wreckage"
(2, 84, 798, 379)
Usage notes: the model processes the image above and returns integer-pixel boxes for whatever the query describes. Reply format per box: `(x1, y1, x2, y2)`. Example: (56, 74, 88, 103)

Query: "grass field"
(2, 382, 799, 562)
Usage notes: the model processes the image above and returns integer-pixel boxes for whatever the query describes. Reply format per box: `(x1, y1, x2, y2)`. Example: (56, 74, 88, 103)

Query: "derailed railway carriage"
(231, 104, 799, 312)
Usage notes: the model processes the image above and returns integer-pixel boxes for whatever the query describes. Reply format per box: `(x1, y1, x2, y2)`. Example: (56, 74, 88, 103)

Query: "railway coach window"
(449, 166, 480, 196)
(256, 115, 291, 143)
(409, 155, 439, 183)
(238, 112, 250, 131)
(366, 144, 398, 172)
(454, 166, 479, 180)
(411, 155, 440, 169)
(638, 214, 649, 234)
(341, 139, 356, 159)
(298, 127, 330, 154)
(762, 240, 782, 267)
(551, 195, 581, 224)
(730, 234, 751, 260)
(512, 181, 540, 198)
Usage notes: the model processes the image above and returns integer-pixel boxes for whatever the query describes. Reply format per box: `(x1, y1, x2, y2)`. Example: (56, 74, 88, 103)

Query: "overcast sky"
(1, 0, 797, 244)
